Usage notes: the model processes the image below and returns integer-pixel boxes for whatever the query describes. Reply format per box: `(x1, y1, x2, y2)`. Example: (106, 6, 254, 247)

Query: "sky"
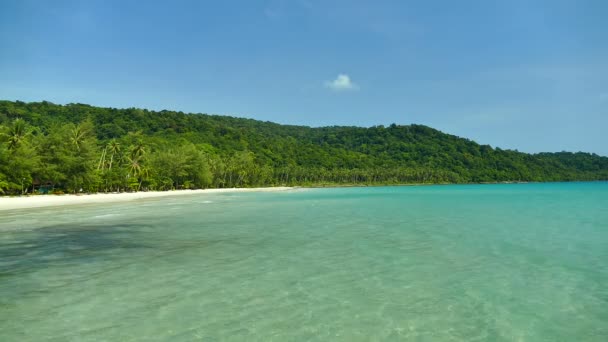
(1, 0, 607, 155)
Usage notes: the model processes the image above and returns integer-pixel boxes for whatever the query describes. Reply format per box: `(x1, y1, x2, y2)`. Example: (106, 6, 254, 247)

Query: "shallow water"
(1, 183, 607, 341)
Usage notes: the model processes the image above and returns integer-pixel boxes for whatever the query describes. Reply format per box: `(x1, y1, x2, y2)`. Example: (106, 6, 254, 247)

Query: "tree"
(0, 99, 605, 195)
(0, 119, 39, 194)
(1, 118, 30, 150)
(108, 139, 121, 170)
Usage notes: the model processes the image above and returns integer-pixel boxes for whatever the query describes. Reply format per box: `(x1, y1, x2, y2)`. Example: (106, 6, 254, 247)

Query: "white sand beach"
(0, 187, 294, 211)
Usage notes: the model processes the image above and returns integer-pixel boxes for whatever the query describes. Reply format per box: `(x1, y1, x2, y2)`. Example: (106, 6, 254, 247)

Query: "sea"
(1, 183, 607, 341)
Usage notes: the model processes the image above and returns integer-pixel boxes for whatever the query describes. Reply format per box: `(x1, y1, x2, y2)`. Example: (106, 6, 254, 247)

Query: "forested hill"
(1, 100, 607, 194)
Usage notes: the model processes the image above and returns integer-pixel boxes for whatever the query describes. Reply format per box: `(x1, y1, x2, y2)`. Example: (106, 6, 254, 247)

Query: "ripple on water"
(0, 183, 607, 341)
(91, 213, 122, 219)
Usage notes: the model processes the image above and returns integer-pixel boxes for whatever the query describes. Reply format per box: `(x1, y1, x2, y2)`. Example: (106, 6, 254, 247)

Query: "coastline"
(1, 181, 603, 212)
(0, 187, 294, 211)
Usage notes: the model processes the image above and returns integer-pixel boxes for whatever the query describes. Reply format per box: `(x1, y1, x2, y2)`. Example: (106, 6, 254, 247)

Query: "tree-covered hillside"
(1, 100, 606, 194)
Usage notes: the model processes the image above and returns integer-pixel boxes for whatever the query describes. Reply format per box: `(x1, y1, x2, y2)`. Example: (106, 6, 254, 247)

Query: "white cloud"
(325, 74, 358, 91)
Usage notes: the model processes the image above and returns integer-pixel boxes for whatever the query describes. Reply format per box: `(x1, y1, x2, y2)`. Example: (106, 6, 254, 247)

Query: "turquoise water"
(1, 183, 607, 341)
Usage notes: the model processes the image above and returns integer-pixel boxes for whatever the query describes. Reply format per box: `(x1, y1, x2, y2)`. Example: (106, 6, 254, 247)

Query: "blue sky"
(1, 0, 607, 155)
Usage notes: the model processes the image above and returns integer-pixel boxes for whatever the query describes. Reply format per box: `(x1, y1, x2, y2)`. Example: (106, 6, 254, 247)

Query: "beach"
(0, 187, 294, 211)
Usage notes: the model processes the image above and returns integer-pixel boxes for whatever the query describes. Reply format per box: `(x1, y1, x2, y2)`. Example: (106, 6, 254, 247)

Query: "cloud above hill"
(325, 74, 358, 91)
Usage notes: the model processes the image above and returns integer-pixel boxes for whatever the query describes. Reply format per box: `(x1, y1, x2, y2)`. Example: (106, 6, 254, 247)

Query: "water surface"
(1, 183, 607, 341)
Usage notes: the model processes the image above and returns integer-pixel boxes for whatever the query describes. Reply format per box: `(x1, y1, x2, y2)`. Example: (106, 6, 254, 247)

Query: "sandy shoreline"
(0, 187, 294, 211)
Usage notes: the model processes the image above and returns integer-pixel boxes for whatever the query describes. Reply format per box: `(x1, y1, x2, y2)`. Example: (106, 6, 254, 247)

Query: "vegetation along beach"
(1, 100, 607, 196)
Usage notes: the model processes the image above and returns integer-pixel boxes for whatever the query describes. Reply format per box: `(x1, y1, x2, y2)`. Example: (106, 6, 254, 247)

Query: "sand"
(0, 187, 294, 211)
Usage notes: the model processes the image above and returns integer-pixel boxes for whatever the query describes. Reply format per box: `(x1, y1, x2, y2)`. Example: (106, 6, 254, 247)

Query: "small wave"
(92, 213, 121, 219)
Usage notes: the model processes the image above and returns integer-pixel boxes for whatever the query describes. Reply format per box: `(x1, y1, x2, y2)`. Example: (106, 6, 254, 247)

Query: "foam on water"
(0, 183, 607, 341)
(92, 213, 122, 219)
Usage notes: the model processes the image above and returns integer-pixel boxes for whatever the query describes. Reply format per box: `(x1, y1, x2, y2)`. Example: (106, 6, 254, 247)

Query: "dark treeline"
(1, 100, 607, 194)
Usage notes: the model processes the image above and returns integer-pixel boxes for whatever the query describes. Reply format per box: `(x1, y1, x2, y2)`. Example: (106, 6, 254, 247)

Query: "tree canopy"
(1, 100, 606, 195)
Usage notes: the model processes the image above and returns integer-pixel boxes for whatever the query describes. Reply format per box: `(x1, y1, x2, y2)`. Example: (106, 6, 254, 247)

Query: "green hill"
(1, 100, 606, 194)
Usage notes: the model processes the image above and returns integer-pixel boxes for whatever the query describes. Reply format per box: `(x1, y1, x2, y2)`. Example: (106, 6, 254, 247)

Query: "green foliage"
(0, 100, 606, 195)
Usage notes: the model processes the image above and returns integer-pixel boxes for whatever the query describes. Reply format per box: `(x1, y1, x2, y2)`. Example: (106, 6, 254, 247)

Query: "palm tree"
(97, 147, 107, 170)
(124, 155, 144, 191)
(107, 139, 120, 170)
(130, 143, 145, 160)
(137, 165, 150, 191)
(125, 155, 142, 178)
(70, 123, 91, 151)
(1, 118, 29, 151)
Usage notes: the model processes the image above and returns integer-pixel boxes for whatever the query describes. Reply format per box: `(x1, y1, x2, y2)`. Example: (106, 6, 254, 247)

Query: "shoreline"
(1, 181, 604, 211)
(303, 179, 607, 189)
(0, 187, 294, 211)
